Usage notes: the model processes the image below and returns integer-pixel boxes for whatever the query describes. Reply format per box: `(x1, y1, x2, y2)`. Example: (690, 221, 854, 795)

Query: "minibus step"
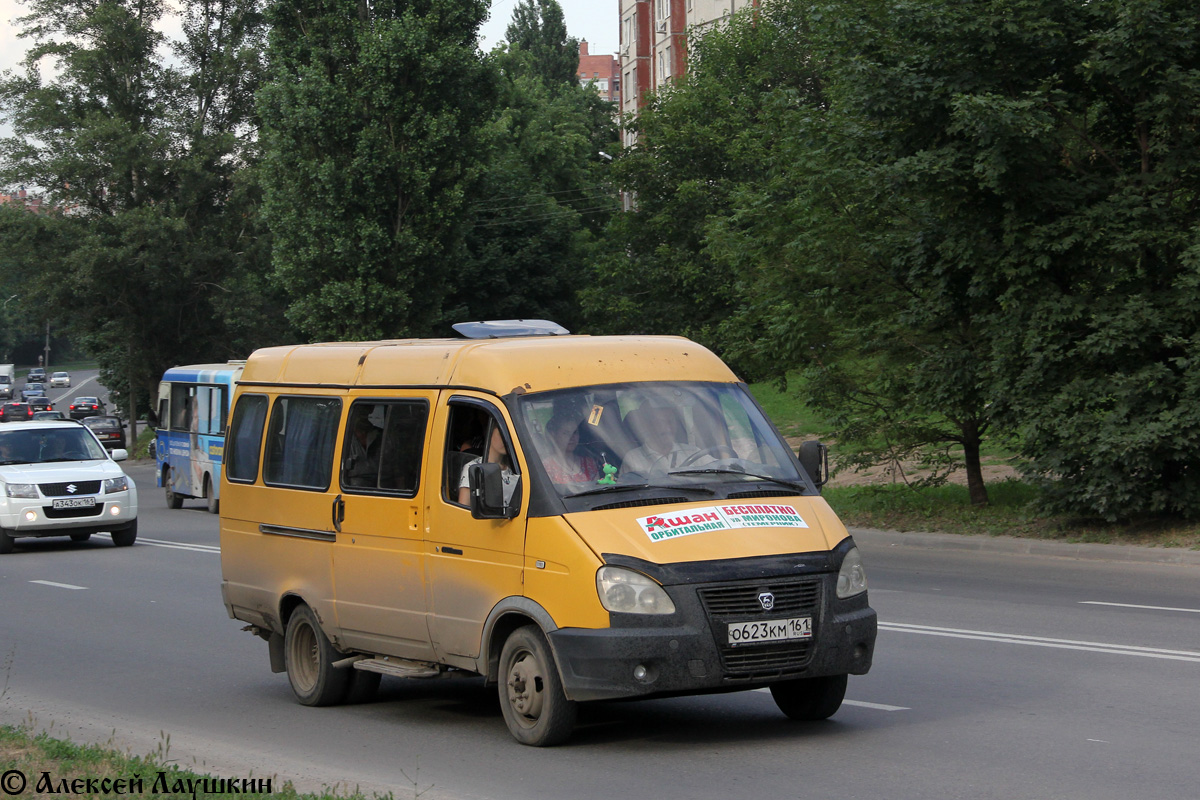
(335, 655, 441, 679)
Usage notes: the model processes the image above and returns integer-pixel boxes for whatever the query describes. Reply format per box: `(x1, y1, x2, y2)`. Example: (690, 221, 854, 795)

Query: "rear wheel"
(0, 528, 14, 554)
(284, 604, 350, 706)
(205, 475, 219, 514)
(769, 674, 848, 721)
(111, 519, 137, 547)
(498, 625, 576, 746)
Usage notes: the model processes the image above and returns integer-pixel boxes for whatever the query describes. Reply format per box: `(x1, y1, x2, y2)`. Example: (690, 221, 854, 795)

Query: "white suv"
(0, 420, 138, 553)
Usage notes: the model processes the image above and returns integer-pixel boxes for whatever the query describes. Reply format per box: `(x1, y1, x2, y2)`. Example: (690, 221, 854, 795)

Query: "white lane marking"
(880, 622, 1200, 663)
(95, 534, 219, 553)
(29, 580, 87, 590)
(1080, 601, 1200, 614)
(843, 699, 910, 712)
(752, 689, 908, 711)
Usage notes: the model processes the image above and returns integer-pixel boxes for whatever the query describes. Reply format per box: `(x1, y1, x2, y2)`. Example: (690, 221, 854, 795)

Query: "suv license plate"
(728, 616, 812, 646)
(52, 497, 96, 510)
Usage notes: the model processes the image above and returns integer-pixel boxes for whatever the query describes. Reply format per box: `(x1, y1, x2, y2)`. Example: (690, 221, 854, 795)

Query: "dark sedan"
(0, 402, 34, 423)
(80, 415, 126, 450)
(68, 397, 106, 419)
(29, 397, 53, 413)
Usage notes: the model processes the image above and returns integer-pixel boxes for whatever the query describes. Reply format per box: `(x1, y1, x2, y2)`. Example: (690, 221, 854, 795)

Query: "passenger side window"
(443, 403, 519, 507)
(263, 396, 342, 490)
(226, 394, 268, 483)
(340, 400, 429, 496)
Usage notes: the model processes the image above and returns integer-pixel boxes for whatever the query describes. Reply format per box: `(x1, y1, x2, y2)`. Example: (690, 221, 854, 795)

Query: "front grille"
(44, 505, 104, 518)
(592, 497, 690, 511)
(698, 578, 823, 680)
(699, 580, 821, 616)
(39, 481, 101, 497)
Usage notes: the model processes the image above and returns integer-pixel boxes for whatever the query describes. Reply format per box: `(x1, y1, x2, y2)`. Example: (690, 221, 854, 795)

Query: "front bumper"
(1, 494, 138, 536)
(548, 550, 877, 702)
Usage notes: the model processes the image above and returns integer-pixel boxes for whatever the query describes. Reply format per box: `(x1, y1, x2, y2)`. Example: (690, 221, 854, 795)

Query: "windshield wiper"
(564, 483, 715, 499)
(0, 459, 28, 465)
(668, 468, 808, 492)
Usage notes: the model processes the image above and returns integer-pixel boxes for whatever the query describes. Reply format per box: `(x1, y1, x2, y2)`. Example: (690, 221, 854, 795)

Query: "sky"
(0, 0, 620, 77)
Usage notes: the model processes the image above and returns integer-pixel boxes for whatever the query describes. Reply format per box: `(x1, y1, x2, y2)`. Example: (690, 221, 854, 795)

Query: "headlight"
(836, 546, 868, 598)
(596, 566, 676, 615)
(104, 476, 129, 493)
(5, 483, 38, 499)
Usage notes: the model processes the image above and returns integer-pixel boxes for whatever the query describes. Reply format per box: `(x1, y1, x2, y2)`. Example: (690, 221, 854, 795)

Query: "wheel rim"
(505, 649, 546, 729)
(287, 619, 320, 693)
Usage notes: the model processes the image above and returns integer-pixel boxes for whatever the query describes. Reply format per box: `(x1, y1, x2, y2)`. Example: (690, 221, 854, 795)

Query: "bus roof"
(238, 336, 738, 395)
(162, 362, 246, 384)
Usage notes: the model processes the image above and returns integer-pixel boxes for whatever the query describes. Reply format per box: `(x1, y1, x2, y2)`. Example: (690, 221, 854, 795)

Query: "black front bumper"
(548, 544, 877, 703)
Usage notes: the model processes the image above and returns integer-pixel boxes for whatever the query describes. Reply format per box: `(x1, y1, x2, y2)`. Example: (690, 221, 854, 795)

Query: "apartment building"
(618, 0, 756, 144)
(577, 40, 621, 105)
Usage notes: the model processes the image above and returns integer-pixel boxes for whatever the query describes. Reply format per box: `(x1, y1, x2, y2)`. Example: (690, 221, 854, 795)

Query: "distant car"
(50, 371, 71, 388)
(0, 376, 12, 400)
(21, 382, 46, 401)
(0, 402, 34, 423)
(32, 410, 68, 420)
(68, 397, 106, 419)
(26, 367, 47, 383)
(28, 397, 54, 413)
(81, 415, 126, 450)
(0, 419, 138, 554)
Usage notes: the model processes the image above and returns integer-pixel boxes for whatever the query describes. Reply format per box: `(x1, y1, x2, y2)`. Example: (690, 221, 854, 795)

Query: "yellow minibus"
(220, 320, 876, 746)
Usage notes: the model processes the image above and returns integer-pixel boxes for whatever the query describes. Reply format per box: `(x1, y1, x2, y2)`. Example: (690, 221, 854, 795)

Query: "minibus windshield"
(517, 382, 806, 499)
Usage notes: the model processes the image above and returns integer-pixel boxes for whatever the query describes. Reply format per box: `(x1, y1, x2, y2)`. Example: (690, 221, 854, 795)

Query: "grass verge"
(0, 722, 413, 800)
(825, 481, 1200, 550)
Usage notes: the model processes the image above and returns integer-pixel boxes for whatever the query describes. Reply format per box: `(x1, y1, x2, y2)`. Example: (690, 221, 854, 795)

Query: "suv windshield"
(516, 382, 806, 499)
(0, 428, 108, 464)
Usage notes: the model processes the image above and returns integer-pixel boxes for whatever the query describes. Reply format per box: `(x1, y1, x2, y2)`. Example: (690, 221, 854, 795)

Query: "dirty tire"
(205, 475, 219, 514)
(110, 519, 137, 547)
(70, 532, 92, 542)
(343, 668, 382, 704)
(498, 625, 576, 746)
(284, 605, 350, 707)
(164, 477, 183, 509)
(770, 674, 848, 721)
(0, 528, 13, 554)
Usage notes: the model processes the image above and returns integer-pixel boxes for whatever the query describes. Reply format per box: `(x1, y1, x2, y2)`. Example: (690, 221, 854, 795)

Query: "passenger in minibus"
(541, 412, 600, 484)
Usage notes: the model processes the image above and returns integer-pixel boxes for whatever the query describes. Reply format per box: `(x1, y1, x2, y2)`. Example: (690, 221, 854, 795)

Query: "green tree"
(0, 0, 281, 422)
(259, 0, 496, 340)
(504, 0, 579, 89)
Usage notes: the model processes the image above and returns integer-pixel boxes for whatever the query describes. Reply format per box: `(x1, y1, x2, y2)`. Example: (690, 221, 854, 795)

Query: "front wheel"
(164, 470, 183, 509)
(769, 674, 848, 721)
(0, 528, 14, 555)
(284, 604, 350, 707)
(498, 626, 576, 746)
(111, 519, 137, 547)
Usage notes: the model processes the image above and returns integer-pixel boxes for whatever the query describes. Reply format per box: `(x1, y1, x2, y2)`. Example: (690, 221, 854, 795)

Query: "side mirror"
(797, 441, 828, 491)
(468, 462, 518, 520)
(111, 448, 129, 462)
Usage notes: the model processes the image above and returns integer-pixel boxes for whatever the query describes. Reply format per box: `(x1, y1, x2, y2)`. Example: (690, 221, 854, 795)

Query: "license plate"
(52, 497, 96, 510)
(727, 616, 812, 646)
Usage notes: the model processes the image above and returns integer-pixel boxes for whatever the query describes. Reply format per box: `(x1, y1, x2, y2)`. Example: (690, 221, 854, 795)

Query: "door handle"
(332, 494, 345, 533)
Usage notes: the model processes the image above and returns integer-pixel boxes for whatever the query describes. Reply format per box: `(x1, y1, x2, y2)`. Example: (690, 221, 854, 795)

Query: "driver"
(621, 406, 710, 476)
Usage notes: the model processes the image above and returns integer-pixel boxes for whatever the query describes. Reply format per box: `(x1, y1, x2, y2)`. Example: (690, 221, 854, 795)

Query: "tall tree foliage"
(443, 12, 618, 331)
(259, 0, 496, 340)
(0, 0, 280, 420)
(504, 0, 579, 89)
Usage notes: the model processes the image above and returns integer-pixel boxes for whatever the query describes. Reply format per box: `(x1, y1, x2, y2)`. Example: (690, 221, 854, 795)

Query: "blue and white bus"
(155, 361, 244, 513)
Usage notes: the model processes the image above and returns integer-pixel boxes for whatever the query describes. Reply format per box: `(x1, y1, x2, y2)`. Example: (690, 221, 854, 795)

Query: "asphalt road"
(2, 462, 1199, 800)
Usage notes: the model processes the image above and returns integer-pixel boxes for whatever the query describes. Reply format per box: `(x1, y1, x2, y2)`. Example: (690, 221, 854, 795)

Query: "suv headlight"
(596, 566, 676, 615)
(5, 483, 39, 499)
(836, 546, 868, 598)
(104, 476, 129, 493)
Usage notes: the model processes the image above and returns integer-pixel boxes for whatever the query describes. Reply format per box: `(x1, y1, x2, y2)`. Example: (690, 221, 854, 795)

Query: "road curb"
(849, 526, 1200, 566)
